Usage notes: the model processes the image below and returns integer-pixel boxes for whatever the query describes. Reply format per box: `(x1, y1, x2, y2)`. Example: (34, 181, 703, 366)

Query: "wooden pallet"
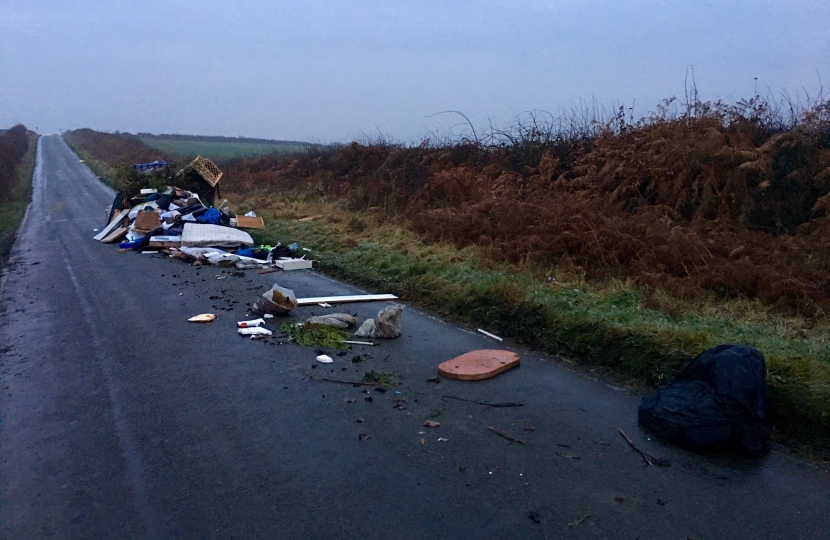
(189, 156, 223, 187)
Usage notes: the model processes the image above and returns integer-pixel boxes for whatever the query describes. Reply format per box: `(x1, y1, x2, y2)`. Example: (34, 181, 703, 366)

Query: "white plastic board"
(275, 259, 313, 271)
(296, 294, 398, 306)
(93, 209, 130, 241)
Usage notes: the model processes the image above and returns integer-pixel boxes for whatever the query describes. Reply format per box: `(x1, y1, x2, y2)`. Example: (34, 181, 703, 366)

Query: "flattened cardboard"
(134, 210, 162, 232)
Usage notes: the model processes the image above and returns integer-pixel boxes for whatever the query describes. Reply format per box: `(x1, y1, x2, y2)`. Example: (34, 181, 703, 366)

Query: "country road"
(0, 134, 828, 539)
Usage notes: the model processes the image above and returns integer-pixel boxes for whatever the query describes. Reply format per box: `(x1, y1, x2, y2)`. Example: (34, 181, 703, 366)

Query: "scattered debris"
(358, 433, 371, 441)
(188, 313, 216, 323)
(442, 394, 524, 407)
(423, 420, 441, 428)
(362, 370, 393, 387)
(438, 350, 520, 381)
(426, 376, 441, 384)
(343, 340, 375, 346)
(619, 429, 671, 467)
(316, 354, 334, 364)
(487, 426, 524, 444)
(355, 304, 404, 339)
(309, 375, 378, 386)
(477, 328, 503, 341)
(528, 511, 541, 524)
(568, 513, 593, 527)
(437, 437, 449, 442)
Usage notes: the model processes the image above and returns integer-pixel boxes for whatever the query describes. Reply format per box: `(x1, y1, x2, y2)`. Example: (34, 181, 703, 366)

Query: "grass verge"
(0, 133, 39, 266)
(240, 197, 830, 457)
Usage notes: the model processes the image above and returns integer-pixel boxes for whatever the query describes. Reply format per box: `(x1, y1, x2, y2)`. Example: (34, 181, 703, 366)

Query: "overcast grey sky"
(2, 1, 828, 142)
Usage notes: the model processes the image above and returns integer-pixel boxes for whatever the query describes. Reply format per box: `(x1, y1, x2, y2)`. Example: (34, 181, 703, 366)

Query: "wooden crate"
(189, 156, 223, 187)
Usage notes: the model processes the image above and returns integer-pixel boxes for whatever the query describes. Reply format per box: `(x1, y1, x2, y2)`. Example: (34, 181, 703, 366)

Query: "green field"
(138, 135, 310, 161)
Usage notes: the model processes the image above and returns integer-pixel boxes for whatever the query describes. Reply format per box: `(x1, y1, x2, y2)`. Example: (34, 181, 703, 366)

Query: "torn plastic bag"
(251, 283, 298, 316)
(638, 344, 770, 456)
(306, 313, 358, 329)
(267, 245, 295, 262)
(354, 304, 404, 339)
(197, 208, 222, 224)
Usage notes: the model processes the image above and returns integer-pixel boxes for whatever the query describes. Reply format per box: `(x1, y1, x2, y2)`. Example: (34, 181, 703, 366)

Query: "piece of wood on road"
(93, 209, 130, 241)
(438, 349, 520, 381)
(101, 227, 128, 243)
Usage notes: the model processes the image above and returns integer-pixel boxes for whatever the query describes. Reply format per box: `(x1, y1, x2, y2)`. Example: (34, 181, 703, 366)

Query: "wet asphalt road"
(0, 135, 828, 539)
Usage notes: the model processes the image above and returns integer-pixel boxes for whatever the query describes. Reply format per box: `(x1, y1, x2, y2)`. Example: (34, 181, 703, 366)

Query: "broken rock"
(354, 304, 404, 339)
(306, 313, 358, 329)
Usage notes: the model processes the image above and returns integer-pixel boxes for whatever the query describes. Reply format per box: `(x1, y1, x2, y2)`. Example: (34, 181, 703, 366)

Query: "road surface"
(0, 135, 828, 539)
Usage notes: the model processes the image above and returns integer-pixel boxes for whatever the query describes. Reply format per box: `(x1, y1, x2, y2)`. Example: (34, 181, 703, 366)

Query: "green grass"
(139, 137, 309, 161)
(281, 321, 349, 349)
(250, 203, 830, 456)
(0, 133, 39, 264)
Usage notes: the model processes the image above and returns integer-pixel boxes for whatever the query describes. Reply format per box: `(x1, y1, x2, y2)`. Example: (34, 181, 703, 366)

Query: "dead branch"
(442, 395, 524, 408)
(488, 426, 525, 444)
(619, 429, 670, 467)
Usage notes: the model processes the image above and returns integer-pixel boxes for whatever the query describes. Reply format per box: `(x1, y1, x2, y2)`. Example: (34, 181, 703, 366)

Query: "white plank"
(93, 209, 130, 241)
(275, 258, 313, 271)
(296, 294, 398, 306)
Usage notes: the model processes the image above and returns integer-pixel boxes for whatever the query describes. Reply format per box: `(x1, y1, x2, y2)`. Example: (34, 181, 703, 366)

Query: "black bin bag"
(638, 344, 770, 456)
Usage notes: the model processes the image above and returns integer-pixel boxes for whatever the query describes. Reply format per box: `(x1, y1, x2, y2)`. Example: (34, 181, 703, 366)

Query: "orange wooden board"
(438, 349, 520, 381)
(236, 215, 265, 229)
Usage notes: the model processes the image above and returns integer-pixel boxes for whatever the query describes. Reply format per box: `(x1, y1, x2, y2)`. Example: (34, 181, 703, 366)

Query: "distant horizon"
(49, 84, 828, 145)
